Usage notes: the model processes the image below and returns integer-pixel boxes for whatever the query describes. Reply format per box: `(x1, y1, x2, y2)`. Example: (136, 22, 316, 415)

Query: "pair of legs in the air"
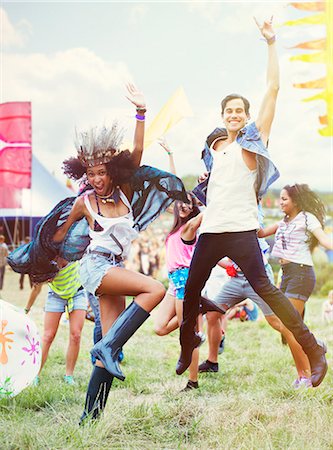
(177, 231, 327, 387)
(199, 286, 311, 387)
(81, 266, 165, 423)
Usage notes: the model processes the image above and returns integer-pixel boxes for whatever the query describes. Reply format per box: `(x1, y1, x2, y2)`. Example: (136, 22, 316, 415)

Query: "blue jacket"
(193, 121, 280, 205)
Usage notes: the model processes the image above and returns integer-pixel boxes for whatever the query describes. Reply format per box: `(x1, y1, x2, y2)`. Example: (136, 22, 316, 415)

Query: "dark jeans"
(182, 230, 317, 354)
(280, 262, 316, 302)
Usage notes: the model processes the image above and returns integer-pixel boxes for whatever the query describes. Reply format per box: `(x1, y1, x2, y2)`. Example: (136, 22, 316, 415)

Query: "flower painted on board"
(21, 324, 40, 365)
(0, 320, 14, 365)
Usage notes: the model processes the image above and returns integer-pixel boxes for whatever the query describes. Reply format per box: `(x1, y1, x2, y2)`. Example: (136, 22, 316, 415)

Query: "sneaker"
(292, 377, 312, 389)
(218, 335, 226, 354)
(198, 359, 219, 373)
(64, 375, 75, 385)
(197, 331, 206, 346)
(181, 380, 199, 392)
(32, 375, 40, 386)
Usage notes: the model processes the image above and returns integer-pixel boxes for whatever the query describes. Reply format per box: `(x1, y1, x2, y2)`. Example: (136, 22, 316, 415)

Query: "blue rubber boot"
(90, 301, 149, 381)
(79, 366, 113, 425)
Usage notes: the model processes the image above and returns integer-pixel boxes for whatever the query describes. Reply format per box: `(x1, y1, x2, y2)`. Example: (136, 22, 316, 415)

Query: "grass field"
(0, 268, 332, 449)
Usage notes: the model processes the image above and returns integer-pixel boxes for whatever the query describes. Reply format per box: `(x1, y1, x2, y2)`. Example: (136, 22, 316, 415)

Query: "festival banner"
(0, 102, 32, 190)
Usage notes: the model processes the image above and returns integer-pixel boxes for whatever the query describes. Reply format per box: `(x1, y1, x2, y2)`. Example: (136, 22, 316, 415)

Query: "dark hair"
(62, 150, 136, 186)
(221, 94, 250, 116)
(283, 183, 326, 251)
(168, 191, 201, 237)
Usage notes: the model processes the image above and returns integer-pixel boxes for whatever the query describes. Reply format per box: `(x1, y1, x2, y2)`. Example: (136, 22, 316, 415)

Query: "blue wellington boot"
(90, 301, 149, 381)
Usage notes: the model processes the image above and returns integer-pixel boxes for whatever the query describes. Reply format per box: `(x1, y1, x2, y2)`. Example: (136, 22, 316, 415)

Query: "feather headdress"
(75, 122, 124, 167)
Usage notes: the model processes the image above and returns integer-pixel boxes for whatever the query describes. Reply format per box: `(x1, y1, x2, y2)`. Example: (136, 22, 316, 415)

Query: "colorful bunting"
(284, 1, 332, 136)
(289, 38, 325, 50)
(289, 2, 325, 11)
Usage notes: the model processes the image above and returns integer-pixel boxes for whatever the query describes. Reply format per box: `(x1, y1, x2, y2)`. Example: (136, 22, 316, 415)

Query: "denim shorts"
(44, 288, 88, 313)
(214, 272, 274, 317)
(80, 248, 124, 295)
(167, 267, 189, 300)
(280, 262, 315, 302)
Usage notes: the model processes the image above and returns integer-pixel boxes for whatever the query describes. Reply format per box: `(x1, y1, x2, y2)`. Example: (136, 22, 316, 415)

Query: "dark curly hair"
(62, 150, 136, 187)
(168, 191, 201, 237)
(283, 183, 326, 252)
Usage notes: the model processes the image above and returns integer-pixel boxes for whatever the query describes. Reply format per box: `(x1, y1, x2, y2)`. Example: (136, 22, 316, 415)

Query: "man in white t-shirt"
(176, 18, 328, 388)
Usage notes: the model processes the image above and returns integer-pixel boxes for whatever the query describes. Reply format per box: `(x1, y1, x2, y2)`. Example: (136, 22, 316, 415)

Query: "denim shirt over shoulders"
(193, 121, 280, 205)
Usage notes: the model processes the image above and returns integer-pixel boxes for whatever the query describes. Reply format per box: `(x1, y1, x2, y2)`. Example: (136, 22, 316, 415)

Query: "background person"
(0, 235, 9, 292)
(25, 257, 87, 385)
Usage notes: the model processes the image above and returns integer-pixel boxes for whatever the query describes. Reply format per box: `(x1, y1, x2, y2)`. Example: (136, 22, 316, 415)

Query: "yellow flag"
(144, 87, 193, 149)
(319, 124, 333, 136)
(302, 89, 330, 102)
(283, 12, 325, 26)
(290, 52, 325, 63)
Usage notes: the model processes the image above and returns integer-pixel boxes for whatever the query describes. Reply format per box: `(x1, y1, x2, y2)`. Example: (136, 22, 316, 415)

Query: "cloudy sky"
(1, 1, 331, 191)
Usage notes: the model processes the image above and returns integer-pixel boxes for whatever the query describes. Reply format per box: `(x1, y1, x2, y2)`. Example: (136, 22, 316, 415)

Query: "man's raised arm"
(254, 17, 279, 146)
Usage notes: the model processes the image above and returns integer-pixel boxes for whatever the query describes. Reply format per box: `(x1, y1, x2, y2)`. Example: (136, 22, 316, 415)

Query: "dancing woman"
(259, 184, 332, 373)
(9, 85, 188, 421)
(260, 184, 332, 315)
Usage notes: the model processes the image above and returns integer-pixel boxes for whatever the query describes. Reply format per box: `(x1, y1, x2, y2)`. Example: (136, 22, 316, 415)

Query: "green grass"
(1, 269, 332, 449)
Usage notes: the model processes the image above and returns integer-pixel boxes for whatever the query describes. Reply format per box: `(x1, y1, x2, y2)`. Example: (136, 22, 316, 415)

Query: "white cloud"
(0, 7, 31, 48)
(2, 47, 134, 179)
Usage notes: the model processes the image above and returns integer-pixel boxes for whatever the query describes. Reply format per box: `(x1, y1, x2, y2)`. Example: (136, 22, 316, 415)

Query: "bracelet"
(167, 151, 173, 155)
(266, 35, 276, 45)
(24, 308, 30, 313)
(135, 114, 145, 121)
(136, 107, 147, 114)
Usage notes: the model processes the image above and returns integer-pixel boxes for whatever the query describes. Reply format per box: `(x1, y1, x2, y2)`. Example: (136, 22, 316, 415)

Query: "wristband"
(167, 151, 173, 155)
(24, 308, 30, 314)
(266, 35, 276, 45)
(135, 114, 145, 121)
(136, 107, 147, 114)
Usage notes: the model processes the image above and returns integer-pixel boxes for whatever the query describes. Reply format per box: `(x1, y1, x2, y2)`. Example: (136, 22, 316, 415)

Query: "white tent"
(0, 155, 74, 245)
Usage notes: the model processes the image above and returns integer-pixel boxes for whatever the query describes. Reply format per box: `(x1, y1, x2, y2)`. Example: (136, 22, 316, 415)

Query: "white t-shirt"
(272, 211, 321, 266)
(200, 140, 259, 234)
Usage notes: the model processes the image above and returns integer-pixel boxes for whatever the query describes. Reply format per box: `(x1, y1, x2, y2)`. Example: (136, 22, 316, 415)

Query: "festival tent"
(0, 155, 74, 247)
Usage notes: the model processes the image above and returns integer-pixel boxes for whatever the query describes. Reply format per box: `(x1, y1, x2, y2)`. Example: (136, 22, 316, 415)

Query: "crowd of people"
(2, 16, 332, 425)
